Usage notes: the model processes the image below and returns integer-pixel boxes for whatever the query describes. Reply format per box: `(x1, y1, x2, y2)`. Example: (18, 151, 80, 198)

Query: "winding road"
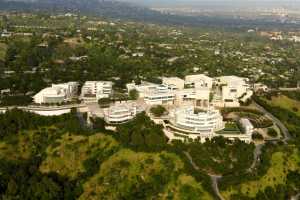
(181, 100, 293, 200)
(252, 101, 292, 142)
(184, 152, 225, 200)
(210, 175, 224, 200)
(249, 144, 264, 172)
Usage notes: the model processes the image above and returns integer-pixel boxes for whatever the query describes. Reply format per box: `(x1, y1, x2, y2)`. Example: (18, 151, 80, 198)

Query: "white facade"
(128, 80, 210, 107)
(127, 75, 252, 108)
(175, 88, 210, 107)
(104, 102, 143, 124)
(185, 74, 213, 89)
(81, 81, 113, 101)
(239, 118, 254, 135)
(215, 76, 251, 107)
(34, 87, 65, 104)
(165, 107, 252, 143)
(173, 106, 224, 134)
(33, 82, 79, 104)
(162, 77, 185, 90)
(52, 82, 79, 100)
(144, 90, 176, 105)
(126, 81, 158, 98)
(254, 83, 268, 92)
(127, 82, 177, 105)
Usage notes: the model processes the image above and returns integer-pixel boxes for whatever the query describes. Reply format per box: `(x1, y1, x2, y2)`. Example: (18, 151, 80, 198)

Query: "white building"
(127, 75, 252, 108)
(81, 81, 113, 102)
(215, 76, 251, 107)
(239, 118, 254, 135)
(162, 77, 185, 90)
(144, 89, 176, 105)
(289, 36, 300, 43)
(33, 82, 79, 104)
(254, 83, 268, 92)
(52, 82, 79, 99)
(126, 81, 158, 98)
(175, 88, 210, 107)
(103, 102, 143, 124)
(174, 106, 224, 133)
(33, 87, 66, 104)
(165, 106, 224, 142)
(164, 106, 252, 143)
(185, 74, 213, 89)
(127, 80, 210, 107)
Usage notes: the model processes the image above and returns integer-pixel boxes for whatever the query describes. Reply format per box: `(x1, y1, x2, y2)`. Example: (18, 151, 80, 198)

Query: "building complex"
(127, 74, 252, 108)
(32, 74, 255, 143)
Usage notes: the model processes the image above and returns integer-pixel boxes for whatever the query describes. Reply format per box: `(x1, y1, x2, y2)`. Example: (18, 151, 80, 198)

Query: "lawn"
(40, 133, 120, 179)
(223, 122, 241, 132)
(0, 43, 7, 61)
(221, 147, 300, 199)
(267, 95, 300, 117)
(216, 122, 241, 135)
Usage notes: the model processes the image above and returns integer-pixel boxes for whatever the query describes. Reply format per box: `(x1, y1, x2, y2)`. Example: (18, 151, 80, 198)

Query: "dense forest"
(0, 109, 215, 199)
(1, 105, 299, 199)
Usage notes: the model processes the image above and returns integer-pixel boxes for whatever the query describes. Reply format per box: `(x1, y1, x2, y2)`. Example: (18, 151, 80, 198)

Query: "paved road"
(249, 144, 264, 172)
(184, 152, 225, 200)
(76, 111, 87, 128)
(210, 174, 225, 200)
(252, 101, 292, 142)
(183, 102, 293, 200)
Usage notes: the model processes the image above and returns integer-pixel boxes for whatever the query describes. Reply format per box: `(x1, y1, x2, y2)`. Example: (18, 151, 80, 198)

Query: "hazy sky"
(119, 0, 298, 2)
(119, 0, 299, 7)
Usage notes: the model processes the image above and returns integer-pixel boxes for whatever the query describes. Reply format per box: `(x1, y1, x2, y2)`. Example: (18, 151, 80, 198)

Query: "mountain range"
(0, 0, 299, 28)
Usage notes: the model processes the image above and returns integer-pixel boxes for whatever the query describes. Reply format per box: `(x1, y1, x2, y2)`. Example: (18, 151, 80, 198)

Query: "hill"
(1, 0, 298, 29)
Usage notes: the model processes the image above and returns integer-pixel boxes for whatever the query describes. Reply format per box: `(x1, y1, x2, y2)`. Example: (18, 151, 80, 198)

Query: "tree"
(91, 117, 106, 131)
(150, 105, 167, 117)
(252, 132, 264, 140)
(129, 89, 139, 100)
(117, 112, 167, 151)
(267, 128, 278, 138)
(98, 98, 111, 108)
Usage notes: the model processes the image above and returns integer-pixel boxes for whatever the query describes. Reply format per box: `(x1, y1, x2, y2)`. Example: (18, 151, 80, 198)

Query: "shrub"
(252, 132, 264, 140)
(150, 105, 167, 117)
(129, 89, 139, 100)
(267, 128, 278, 138)
(98, 98, 111, 108)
